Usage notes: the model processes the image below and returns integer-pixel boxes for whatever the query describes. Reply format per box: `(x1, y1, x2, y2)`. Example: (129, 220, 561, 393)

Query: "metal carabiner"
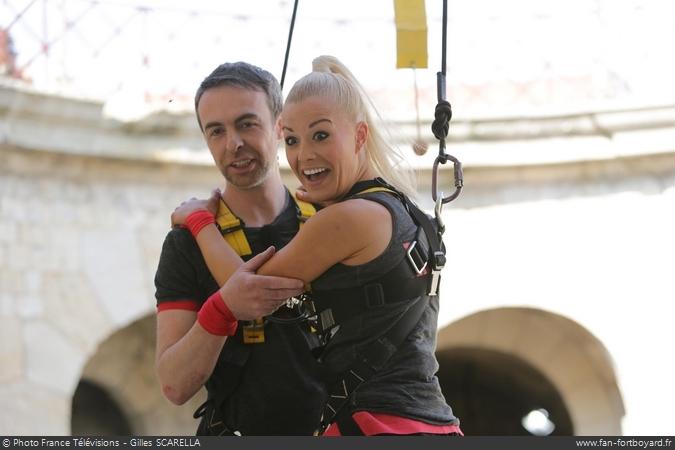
(431, 152, 464, 205)
(434, 194, 445, 233)
(265, 296, 311, 325)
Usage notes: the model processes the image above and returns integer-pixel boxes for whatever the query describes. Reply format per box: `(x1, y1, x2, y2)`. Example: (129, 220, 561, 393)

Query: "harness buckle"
(319, 308, 336, 332)
(428, 251, 446, 296)
(285, 296, 302, 308)
(406, 240, 428, 275)
(364, 284, 385, 308)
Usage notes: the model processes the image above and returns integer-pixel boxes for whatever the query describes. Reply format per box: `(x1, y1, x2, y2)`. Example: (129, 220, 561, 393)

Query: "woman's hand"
(171, 189, 221, 227)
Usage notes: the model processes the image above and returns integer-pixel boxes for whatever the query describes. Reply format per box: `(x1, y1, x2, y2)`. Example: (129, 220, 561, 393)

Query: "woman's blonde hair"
(284, 55, 417, 199)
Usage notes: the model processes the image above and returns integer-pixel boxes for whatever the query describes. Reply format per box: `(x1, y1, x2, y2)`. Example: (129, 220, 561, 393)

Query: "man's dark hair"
(194, 62, 282, 131)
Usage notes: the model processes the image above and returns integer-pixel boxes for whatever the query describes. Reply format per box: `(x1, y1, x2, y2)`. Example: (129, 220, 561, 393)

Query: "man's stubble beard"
(221, 157, 276, 191)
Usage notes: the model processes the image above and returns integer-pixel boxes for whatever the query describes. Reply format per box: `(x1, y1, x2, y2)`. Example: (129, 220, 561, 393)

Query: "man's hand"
(171, 188, 221, 227)
(294, 186, 314, 203)
(219, 246, 305, 320)
(294, 185, 333, 206)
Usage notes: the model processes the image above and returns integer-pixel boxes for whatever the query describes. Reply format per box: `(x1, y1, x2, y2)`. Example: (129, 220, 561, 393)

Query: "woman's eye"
(285, 136, 298, 146)
(313, 131, 329, 141)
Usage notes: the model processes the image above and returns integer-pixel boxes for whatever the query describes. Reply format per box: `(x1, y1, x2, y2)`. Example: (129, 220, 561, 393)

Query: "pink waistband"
(323, 411, 463, 436)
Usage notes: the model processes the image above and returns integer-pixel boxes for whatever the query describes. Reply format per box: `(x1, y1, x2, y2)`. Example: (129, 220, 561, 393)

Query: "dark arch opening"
(71, 379, 133, 435)
(436, 347, 574, 436)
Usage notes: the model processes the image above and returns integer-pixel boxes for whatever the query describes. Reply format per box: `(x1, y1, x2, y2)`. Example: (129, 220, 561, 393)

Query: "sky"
(2, 0, 675, 121)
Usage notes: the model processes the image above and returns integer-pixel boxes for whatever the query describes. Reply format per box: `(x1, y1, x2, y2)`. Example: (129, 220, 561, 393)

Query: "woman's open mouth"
(302, 167, 330, 184)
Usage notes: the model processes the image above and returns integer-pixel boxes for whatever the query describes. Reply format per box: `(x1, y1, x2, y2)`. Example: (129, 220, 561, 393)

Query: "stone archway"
(71, 314, 205, 435)
(437, 347, 574, 435)
(436, 307, 624, 435)
(71, 379, 133, 435)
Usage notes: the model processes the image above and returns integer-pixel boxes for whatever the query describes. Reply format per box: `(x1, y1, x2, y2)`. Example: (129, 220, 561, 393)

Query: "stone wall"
(0, 146, 222, 434)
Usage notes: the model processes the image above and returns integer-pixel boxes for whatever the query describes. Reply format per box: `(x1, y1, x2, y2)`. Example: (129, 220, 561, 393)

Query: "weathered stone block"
(0, 382, 70, 435)
(42, 271, 112, 353)
(0, 317, 23, 383)
(23, 322, 86, 395)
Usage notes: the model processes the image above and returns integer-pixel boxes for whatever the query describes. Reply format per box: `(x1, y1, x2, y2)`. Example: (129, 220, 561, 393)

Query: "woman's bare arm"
(255, 199, 392, 281)
(192, 225, 243, 285)
(177, 198, 393, 286)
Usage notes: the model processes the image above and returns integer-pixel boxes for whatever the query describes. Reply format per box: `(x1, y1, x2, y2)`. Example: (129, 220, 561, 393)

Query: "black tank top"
(310, 186, 459, 425)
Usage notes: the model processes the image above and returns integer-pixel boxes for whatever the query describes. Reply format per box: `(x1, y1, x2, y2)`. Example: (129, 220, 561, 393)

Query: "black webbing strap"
(344, 178, 443, 256)
(193, 399, 239, 436)
(309, 248, 429, 333)
(400, 195, 446, 296)
(317, 295, 429, 434)
(335, 409, 365, 436)
(356, 178, 445, 296)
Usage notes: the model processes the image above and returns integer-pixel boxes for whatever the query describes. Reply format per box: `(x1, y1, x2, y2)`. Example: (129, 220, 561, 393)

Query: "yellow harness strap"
(293, 193, 316, 227)
(215, 194, 317, 257)
(352, 187, 397, 196)
(215, 193, 317, 344)
(215, 199, 253, 257)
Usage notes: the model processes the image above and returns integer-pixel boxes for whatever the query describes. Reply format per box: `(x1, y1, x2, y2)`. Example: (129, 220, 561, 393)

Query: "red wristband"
(197, 290, 238, 336)
(184, 210, 215, 237)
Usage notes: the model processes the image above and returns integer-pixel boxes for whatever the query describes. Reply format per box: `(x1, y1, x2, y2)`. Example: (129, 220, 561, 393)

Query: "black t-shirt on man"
(154, 190, 326, 435)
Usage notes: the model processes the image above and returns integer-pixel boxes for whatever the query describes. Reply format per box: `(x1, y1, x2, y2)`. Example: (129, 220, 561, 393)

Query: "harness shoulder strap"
(215, 199, 252, 257)
(215, 191, 316, 256)
(358, 178, 446, 296)
(292, 193, 317, 227)
(351, 186, 397, 197)
(196, 199, 254, 431)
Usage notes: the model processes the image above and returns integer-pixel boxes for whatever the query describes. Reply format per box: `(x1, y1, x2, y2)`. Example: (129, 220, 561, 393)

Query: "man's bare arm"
(156, 310, 225, 405)
(155, 248, 304, 404)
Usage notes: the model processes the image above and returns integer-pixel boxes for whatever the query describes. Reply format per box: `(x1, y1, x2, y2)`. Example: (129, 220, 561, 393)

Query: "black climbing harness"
(305, 178, 445, 435)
